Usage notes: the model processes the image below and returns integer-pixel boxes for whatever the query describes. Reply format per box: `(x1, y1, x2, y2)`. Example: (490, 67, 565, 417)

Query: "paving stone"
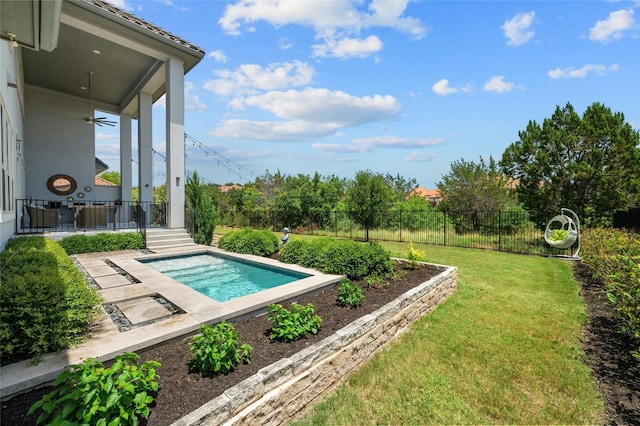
(84, 265, 116, 277)
(116, 298, 172, 326)
(94, 274, 131, 289)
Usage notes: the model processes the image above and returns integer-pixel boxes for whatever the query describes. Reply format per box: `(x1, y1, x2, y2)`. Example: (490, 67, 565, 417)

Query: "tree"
(185, 171, 218, 245)
(98, 171, 121, 185)
(344, 170, 394, 241)
(500, 102, 640, 226)
(437, 156, 520, 233)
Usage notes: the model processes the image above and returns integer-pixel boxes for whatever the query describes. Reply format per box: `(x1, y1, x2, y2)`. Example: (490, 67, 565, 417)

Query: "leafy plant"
(365, 273, 388, 289)
(188, 322, 252, 376)
(336, 278, 365, 308)
(267, 303, 322, 342)
(405, 241, 427, 269)
(28, 352, 160, 425)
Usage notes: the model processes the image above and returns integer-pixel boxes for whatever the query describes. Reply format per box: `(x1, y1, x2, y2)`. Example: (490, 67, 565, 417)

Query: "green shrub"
(188, 322, 252, 376)
(59, 232, 144, 254)
(28, 352, 160, 425)
(0, 237, 102, 365)
(278, 238, 393, 280)
(405, 241, 427, 269)
(581, 228, 640, 362)
(336, 278, 365, 307)
(218, 228, 279, 256)
(267, 303, 322, 342)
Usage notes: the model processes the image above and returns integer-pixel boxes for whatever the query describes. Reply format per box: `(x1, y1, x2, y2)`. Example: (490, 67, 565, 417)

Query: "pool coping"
(0, 245, 343, 399)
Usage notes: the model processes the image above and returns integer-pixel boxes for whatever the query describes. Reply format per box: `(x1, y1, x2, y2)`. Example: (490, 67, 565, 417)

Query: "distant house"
(410, 186, 442, 206)
(219, 184, 243, 193)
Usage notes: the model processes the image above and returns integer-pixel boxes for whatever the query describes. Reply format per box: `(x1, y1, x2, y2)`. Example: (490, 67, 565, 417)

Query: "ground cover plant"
(0, 237, 102, 365)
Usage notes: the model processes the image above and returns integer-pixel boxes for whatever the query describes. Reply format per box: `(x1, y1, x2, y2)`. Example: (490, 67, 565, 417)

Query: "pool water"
(140, 253, 310, 302)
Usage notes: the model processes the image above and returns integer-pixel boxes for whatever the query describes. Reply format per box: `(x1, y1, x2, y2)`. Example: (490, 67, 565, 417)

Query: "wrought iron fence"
(15, 199, 167, 235)
(221, 208, 617, 256)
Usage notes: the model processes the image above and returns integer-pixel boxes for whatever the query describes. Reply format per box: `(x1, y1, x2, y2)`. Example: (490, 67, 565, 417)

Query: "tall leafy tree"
(437, 156, 520, 232)
(185, 171, 218, 245)
(500, 102, 640, 226)
(344, 170, 394, 241)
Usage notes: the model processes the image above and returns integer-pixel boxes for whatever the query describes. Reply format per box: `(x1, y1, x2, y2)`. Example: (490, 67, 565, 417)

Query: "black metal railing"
(136, 203, 147, 249)
(15, 199, 167, 235)
(221, 208, 618, 257)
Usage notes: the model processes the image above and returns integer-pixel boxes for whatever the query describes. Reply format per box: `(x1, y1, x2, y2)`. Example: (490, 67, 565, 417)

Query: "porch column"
(165, 56, 185, 229)
(138, 92, 153, 215)
(120, 113, 133, 202)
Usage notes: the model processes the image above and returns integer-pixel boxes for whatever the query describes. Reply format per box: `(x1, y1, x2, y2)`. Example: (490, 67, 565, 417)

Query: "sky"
(95, 0, 640, 189)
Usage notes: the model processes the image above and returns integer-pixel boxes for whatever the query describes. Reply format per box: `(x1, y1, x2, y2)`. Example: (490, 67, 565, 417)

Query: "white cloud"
(235, 88, 401, 125)
(218, 0, 426, 58)
(104, 0, 131, 10)
(548, 64, 620, 79)
(152, 81, 206, 110)
(208, 50, 228, 63)
(483, 76, 515, 93)
(501, 11, 536, 46)
(405, 151, 439, 162)
(279, 38, 293, 50)
(184, 82, 207, 111)
(211, 88, 401, 141)
(312, 35, 383, 59)
(313, 136, 443, 154)
(351, 135, 444, 149)
(210, 119, 341, 141)
(432, 79, 473, 96)
(204, 61, 314, 96)
(313, 143, 371, 153)
(589, 9, 635, 42)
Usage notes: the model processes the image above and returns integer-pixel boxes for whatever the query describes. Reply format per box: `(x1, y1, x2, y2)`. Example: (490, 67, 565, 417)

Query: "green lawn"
(290, 242, 604, 424)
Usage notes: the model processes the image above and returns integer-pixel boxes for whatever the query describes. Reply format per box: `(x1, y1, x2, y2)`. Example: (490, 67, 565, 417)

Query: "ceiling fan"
(83, 71, 116, 127)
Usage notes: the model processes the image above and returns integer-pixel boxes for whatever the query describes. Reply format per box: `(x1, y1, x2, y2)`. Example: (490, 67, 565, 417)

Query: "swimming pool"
(139, 253, 311, 302)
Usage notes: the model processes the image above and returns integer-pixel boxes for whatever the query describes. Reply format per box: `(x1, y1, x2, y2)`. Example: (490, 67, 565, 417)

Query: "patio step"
(145, 228, 197, 250)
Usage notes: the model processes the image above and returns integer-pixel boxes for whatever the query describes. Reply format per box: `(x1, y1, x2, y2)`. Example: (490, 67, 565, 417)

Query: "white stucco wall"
(24, 86, 97, 201)
(0, 41, 26, 249)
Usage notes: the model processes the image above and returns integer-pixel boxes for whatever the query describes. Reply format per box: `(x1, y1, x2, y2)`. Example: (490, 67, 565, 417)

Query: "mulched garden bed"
(3, 260, 638, 425)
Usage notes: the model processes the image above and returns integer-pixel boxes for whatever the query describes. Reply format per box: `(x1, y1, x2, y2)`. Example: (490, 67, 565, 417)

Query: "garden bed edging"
(172, 263, 457, 426)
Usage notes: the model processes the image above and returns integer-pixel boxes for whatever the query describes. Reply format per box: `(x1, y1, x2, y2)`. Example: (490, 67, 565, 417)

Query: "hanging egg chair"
(544, 208, 581, 258)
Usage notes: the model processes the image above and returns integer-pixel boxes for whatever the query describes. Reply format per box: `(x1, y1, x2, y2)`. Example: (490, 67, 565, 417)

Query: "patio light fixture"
(6, 32, 18, 48)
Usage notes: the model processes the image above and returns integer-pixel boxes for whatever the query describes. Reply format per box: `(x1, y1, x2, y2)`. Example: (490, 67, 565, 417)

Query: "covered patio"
(0, 0, 204, 248)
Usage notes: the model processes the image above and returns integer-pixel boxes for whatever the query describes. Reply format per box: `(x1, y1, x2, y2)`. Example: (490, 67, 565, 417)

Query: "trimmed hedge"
(218, 229, 279, 257)
(59, 232, 144, 254)
(278, 237, 394, 279)
(0, 237, 103, 365)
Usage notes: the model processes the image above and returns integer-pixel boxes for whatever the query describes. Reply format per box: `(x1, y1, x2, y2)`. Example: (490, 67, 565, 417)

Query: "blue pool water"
(140, 253, 310, 302)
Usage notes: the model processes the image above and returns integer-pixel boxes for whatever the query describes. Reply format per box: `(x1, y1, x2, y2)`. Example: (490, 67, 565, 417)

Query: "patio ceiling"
(8, 0, 203, 118)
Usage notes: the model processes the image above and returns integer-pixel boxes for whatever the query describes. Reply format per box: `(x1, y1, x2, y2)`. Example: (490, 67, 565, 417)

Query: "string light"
(183, 133, 256, 182)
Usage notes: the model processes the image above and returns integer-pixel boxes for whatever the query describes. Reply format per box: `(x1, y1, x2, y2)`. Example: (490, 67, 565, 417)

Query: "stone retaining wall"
(173, 264, 457, 426)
